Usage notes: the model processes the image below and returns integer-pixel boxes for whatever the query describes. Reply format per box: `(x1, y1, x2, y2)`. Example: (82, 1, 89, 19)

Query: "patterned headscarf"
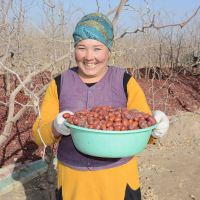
(73, 13, 113, 50)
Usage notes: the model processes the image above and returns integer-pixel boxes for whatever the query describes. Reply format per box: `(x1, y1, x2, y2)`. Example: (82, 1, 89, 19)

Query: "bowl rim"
(64, 121, 157, 135)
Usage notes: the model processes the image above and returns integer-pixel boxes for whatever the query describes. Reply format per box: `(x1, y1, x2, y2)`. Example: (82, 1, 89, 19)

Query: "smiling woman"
(32, 12, 169, 200)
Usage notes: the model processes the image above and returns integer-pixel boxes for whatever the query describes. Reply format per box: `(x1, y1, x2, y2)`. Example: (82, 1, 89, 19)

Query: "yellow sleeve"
(126, 77, 151, 114)
(126, 77, 156, 144)
(32, 79, 60, 146)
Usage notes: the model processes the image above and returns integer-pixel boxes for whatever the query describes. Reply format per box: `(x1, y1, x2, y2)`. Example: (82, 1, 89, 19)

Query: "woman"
(32, 13, 169, 200)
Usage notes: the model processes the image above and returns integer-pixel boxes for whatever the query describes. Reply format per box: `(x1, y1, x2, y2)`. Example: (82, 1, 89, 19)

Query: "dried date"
(64, 106, 157, 131)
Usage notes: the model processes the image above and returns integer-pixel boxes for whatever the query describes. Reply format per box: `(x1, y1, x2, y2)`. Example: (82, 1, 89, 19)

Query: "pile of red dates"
(63, 106, 156, 131)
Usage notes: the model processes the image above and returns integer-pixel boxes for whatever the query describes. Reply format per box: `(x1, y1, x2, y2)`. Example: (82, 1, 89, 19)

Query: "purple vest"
(57, 66, 132, 170)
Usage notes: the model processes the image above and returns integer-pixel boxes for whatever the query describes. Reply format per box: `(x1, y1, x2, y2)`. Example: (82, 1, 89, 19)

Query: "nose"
(84, 49, 94, 60)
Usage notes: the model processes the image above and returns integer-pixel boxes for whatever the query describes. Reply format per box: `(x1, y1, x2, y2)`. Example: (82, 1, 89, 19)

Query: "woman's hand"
(152, 110, 169, 138)
(52, 110, 74, 137)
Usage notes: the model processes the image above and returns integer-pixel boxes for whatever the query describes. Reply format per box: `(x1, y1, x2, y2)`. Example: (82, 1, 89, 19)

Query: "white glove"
(152, 110, 169, 138)
(53, 110, 74, 136)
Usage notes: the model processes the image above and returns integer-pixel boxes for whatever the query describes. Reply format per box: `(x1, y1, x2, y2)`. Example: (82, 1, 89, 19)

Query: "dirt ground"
(0, 111, 200, 200)
(139, 111, 200, 200)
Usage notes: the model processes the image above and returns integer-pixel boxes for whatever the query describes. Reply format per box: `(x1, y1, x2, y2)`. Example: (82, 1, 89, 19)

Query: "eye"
(94, 48, 101, 51)
(76, 46, 86, 51)
(78, 47, 85, 50)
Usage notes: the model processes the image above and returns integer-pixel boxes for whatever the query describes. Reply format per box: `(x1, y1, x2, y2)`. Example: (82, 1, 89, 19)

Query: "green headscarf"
(73, 13, 114, 50)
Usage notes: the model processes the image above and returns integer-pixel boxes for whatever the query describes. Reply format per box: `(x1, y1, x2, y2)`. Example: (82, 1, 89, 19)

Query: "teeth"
(85, 64, 96, 67)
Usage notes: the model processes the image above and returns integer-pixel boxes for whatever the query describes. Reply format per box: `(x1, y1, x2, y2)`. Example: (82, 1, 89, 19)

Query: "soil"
(139, 112, 200, 200)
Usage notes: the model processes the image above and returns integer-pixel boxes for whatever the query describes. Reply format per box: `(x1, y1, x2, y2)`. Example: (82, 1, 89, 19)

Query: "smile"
(84, 63, 97, 68)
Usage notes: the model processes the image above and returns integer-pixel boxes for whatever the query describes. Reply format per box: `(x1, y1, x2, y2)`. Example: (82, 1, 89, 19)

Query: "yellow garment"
(32, 76, 153, 200)
(126, 78, 156, 144)
(32, 80, 60, 146)
(127, 78, 151, 114)
(57, 157, 139, 200)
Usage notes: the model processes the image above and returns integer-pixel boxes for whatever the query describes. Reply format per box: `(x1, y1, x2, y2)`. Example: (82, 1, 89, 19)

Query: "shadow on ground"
(4, 141, 57, 200)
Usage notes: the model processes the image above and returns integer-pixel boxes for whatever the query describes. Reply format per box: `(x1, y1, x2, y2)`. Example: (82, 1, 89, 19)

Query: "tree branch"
(95, 0, 100, 13)
(119, 5, 200, 38)
(112, 0, 128, 27)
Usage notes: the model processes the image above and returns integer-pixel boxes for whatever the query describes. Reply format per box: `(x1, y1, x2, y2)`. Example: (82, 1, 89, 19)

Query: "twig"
(106, 6, 118, 16)
(43, 0, 55, 9)
(118, 5, 200, 38)
(95, 0, 100, 13)
(0, 101, 7, 106)
(112, 0, 128, 27)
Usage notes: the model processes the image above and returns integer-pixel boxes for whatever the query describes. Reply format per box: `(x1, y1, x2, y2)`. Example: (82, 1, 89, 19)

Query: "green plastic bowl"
(64, 121, 157, 158)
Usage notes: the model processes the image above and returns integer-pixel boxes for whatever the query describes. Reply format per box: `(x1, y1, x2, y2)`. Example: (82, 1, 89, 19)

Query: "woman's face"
(75, 39, 110, 82)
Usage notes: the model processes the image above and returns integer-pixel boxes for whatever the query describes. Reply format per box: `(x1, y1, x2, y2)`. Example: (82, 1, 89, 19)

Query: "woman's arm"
(126, 76, 151, 114)
(32, 79, 60, 146)
(126, 75, 156, 144)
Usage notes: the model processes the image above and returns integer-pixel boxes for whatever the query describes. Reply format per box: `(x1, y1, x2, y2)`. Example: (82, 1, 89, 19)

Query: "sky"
(18, 0, 200, 32)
